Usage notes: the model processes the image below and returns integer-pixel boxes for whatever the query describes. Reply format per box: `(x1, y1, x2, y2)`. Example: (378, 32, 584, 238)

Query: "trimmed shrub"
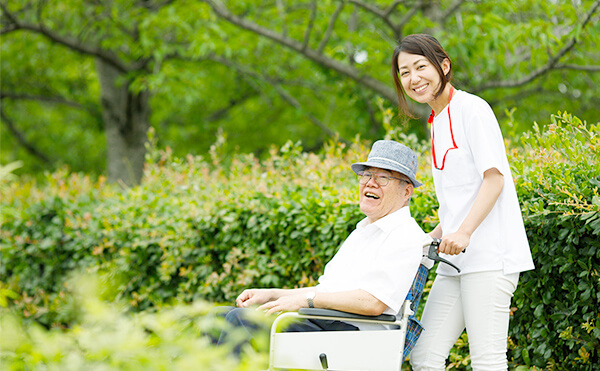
(0, 137, 438, 324)
(508, 112, 600, 370)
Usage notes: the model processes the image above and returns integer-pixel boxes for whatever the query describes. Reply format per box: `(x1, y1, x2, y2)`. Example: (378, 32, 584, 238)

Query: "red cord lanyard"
(429, 86, 457, 170)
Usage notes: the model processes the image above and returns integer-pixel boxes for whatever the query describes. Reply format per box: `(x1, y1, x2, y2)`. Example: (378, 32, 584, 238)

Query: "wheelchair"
(267, 238, 460, 371)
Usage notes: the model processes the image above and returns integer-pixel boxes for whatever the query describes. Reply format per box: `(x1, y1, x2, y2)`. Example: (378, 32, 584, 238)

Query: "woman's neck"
(429, 84, 454, 115)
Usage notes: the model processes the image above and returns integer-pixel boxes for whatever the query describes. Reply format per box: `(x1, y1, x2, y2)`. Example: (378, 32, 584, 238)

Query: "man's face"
(358, 167, 413, 223)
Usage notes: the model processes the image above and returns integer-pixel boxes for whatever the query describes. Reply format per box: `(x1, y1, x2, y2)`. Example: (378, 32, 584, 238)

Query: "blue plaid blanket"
(402, 264, 429, 361)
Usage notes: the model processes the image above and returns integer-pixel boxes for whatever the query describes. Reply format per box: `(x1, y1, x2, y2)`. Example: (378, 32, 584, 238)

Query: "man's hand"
(439, 230, 470, 255)
(236, 289, 279, 308)
(257, 294, 307, 315)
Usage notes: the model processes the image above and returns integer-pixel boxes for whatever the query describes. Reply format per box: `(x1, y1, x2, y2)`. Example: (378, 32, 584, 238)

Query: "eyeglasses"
(357, 172, 411, 187)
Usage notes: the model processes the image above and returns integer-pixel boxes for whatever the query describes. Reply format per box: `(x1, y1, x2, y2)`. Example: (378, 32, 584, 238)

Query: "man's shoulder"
(391, 208, 424, 229)
(391, 217, 425, 237)
(374, 207, 413, 229)
(364, 208, 426, 245)
(382, 212, 426, 243)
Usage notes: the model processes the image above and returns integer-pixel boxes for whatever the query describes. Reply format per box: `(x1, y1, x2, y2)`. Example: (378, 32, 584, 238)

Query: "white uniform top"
(317, 207, 424, 322)
(431, 90, 535, 276)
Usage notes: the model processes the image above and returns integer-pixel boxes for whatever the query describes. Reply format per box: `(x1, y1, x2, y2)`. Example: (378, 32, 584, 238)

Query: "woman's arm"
(429, 224, 443, 239)
(439, 168, 504, 255)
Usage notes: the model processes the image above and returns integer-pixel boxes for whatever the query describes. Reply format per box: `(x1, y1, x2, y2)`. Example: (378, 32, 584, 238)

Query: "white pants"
(410, 270, 519, 371)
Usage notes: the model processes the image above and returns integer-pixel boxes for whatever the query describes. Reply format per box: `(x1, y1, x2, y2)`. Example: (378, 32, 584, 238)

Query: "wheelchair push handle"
(427, 238, 462, 273)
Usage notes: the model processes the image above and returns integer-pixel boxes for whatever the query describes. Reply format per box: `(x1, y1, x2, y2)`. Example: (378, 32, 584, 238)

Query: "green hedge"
(0, 138, 437, 320)
(508, 112, 600, 369)
(1, 114, 598, 370)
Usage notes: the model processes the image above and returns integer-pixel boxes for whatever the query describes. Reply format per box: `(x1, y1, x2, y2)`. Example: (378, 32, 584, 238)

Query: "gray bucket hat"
(351, 140, 422, 187)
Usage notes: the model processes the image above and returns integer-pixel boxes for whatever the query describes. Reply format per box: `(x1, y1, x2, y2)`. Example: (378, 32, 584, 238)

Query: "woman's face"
(396, 52, 449, 105)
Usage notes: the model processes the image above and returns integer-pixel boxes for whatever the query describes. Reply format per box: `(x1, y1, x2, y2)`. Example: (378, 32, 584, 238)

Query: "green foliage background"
(1, 112, 599, 370)
(509, 113, 600, 369)
(2, 0, 599, 179)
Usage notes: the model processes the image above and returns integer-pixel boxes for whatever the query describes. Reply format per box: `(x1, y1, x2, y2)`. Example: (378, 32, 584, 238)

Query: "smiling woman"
(391, 34, 453, 119)
(390, 34, 535, 371)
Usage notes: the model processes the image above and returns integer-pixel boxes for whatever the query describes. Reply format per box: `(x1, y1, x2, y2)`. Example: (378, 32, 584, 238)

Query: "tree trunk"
(96, 59, 150, 186)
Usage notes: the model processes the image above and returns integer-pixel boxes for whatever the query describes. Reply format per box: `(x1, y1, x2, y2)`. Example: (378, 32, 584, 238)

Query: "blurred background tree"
(1, 0, 599, 185)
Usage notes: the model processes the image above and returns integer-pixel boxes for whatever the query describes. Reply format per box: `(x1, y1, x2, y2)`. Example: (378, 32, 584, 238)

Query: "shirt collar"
(356, 206, 412, 232)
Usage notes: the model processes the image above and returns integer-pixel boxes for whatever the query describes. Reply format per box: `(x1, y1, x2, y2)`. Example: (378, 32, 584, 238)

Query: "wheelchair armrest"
(298, 308, 397, 322)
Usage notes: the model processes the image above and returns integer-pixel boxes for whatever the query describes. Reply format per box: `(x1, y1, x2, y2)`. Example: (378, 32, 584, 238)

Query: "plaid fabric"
(402, 264, 429, 361)
(403, 317, 424, 361)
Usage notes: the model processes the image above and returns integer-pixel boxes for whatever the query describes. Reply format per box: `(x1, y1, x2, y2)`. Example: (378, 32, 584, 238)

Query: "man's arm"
(258, 289, 387, 316)
(314, 289, 388, 316)
(236, 287, 315, 308)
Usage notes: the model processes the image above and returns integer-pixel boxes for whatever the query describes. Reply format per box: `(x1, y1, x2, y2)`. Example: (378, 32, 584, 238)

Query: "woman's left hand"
(439, 231, 470, 255)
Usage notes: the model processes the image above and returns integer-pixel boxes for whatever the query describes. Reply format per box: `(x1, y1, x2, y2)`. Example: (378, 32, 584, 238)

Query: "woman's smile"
(413, 83, 429, 93)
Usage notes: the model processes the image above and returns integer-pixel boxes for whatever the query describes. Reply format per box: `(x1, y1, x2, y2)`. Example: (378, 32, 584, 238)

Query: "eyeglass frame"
(357, 171, 412, 187)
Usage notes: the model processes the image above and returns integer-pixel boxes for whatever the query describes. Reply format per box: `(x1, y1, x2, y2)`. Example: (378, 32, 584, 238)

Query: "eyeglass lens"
(358, 173, 390, 186)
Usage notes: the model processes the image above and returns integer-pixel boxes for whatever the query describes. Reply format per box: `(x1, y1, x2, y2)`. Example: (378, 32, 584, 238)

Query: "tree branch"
(0, 2, 130, 73)
(0, 107, 52, 164)
(206, 54, 350, 144)
(276, 0, 288, 37)
(554, 64, 600, 72)
(302, 1, 317, 51)
(473, 0, 600, 93)
(317, 1, 345, 54)
(347, 8, 357, 65)
(487, 85, 544, 106)
(0, 23, 17, 34)
(472, 40, 576, 93)
(441, 0, 466, 23)
(202, 0, 397, 102)
(396, 1, 421, 37)
(270, 84, 349, 144)
(205, 89, 255, 123)
(1, 91, 86, 110)
(346, 0, 399, 36)
(384, 0, 404, 17)
(571, 0, 598, 29)
(36, 0, 48, 25)
(99, 5, 139, 41)
(346, 0, 383, 19)
(0, 91, 103, 121)
(0, 1, 20, 33)
(139, 0, 177, 11)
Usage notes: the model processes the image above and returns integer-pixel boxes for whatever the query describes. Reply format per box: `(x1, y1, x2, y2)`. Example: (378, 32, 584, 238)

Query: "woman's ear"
(442, 58, 451, 76)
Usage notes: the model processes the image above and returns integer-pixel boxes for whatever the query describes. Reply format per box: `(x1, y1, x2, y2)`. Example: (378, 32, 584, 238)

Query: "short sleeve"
(357, 230, 422, 313)
(463, 100, 507, 178)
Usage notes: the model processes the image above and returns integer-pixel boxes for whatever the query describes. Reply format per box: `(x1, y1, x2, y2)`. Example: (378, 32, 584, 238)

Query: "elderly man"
(218, 140, 427, 347)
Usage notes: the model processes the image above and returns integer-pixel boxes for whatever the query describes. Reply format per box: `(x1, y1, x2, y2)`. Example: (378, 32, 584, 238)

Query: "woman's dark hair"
(391, 34, 452, 117)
